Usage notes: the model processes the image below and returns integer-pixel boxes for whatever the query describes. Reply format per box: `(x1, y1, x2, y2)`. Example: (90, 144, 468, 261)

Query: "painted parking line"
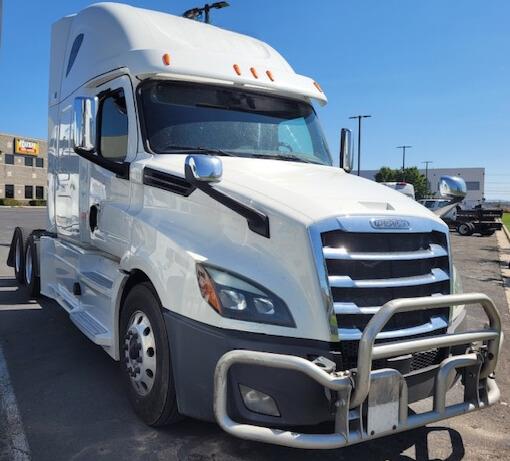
(0, 344, 31, 461)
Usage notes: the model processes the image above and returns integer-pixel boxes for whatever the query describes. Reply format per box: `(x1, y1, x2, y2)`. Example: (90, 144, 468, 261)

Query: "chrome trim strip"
(308, 218, 339, 340)
(334, 302, 380, 314)
(334, 292, 444, 315)
(323, 244, 447, 261)
(329, 268, 449, 289)
(338, 315, 448, 340)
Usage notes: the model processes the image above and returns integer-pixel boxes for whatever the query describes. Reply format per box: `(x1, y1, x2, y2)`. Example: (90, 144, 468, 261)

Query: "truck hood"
(145, 155, 443, 225)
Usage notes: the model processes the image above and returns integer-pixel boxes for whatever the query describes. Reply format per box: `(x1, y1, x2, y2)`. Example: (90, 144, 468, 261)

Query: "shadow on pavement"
(154, 421, 465, 461)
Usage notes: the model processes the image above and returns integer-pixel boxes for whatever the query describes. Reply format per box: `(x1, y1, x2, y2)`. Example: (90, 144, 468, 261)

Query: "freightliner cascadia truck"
(7, 2, 502, 449)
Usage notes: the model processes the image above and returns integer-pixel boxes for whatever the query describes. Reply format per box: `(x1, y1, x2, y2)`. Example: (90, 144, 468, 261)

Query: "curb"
(0, 206, 47, 209)
(503, 224, 510, 243)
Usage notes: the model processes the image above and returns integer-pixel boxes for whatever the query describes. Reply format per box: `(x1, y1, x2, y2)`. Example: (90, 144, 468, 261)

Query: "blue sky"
(0, 0, 509, 199)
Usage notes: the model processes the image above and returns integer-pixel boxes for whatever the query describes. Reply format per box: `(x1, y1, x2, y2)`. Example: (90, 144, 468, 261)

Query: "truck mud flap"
(213, 293, 502, 449)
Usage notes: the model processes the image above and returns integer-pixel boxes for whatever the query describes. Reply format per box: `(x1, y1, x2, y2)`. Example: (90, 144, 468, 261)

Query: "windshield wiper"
(158, 145, 236, 156)
(250, 153, 323, 165)
(158, 146, 323, 164)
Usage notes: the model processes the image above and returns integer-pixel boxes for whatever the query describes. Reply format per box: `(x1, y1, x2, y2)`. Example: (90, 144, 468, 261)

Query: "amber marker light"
(313, 81, 323, 93)
(196, 264, 222, 313)
(162, 53, 171, 66)
(266, 70, 274, 81)
(250, 67, 259, 79)
(233, 64, 242, 75)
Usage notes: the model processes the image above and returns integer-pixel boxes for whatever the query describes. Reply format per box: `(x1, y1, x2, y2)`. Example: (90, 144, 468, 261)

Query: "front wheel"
(119, 282, 180, 426)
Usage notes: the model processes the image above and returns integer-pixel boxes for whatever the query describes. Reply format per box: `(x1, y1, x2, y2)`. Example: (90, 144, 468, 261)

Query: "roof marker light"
(266, 70, 274, 81)
(313, 81, 323, 93)
(250, 67, 258, 79)
(162, 53, 171, 66)
(233, 64, 241, 76)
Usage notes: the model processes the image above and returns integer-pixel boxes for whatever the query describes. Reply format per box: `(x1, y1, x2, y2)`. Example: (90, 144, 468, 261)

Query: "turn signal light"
(250, 67, 258, 79)
(233, 64, 242, 75)
(266, 70, 274, 81)
(196, 265, 222, 313)
(162, 53, 171, 66)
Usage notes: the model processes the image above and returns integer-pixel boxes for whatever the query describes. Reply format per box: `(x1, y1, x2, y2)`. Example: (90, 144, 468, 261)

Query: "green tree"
(374, 166, 428, 199)
(374, 166, 396, 183)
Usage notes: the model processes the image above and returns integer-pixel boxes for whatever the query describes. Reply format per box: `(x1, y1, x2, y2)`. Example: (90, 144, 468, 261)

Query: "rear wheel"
(481, 229, 495, 236)
(119, 282, 180, 426)
(457, 222, 474, 236)
(12, 228, 26, 284)
(24, 234, 40, 298)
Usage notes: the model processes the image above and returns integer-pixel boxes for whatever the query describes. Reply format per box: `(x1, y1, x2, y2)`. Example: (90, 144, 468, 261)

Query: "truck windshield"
(140, 81, 332, 165)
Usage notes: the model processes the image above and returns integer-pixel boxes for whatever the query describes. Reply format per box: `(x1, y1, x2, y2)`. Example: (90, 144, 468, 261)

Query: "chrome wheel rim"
(124, 311, 157, 396)
(15, 238, 21, 273)
(25, 246, 32, 284)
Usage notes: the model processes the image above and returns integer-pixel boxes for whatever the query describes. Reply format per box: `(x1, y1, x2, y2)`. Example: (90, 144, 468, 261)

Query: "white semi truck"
(7, 3, 502, 450)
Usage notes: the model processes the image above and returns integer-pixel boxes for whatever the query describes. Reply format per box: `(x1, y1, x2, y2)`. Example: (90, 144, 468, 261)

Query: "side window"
(66, 34, 84, 77)
(98, 90, 129, 162)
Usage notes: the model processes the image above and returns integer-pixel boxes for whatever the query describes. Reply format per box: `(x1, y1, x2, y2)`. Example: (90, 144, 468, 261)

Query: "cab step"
(69, 310, 112, 346)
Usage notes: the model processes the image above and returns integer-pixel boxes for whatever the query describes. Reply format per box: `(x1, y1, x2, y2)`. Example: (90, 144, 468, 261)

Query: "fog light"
(239, 384, 280, 417)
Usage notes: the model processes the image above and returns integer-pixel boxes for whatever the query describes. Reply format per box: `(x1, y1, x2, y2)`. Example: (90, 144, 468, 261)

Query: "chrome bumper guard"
(213, 293, 503, 449)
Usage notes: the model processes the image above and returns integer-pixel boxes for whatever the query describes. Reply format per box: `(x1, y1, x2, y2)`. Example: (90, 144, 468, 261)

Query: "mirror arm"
(74, 147, 130, 180)
(185, 165, 269, 238)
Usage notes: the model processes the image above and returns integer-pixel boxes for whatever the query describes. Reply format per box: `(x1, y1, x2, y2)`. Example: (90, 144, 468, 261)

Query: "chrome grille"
(321, 229, 451, 340)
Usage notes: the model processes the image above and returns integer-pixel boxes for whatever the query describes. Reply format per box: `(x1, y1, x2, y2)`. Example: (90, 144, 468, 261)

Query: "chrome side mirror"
(184, 155, 223, 184)
(339, 128, 353, 173)
(439, 176, 466, 202)
(73, 97, 97, 153)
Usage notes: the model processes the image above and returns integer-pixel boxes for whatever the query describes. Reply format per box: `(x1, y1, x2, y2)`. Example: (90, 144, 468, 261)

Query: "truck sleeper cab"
(8, 3, 502, 450)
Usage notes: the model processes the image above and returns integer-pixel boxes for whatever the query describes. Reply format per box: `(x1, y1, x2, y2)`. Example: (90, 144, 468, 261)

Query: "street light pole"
(349, 114, 371, 176)
(422, 160, 433, 195)
(396, 145, 412, 181)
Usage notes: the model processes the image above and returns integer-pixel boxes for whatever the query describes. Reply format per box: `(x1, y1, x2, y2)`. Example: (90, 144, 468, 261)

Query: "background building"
(360, 167, 485, 208)
(0, 132, 47, 202)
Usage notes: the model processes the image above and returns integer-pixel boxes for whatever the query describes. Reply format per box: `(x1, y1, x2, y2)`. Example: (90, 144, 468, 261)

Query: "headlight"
(196, 264, 295, 327)
(451, 264, 464, 319)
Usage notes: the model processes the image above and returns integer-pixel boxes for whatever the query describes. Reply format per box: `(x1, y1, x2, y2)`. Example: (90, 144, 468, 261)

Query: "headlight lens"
(196, 264, 295, 327)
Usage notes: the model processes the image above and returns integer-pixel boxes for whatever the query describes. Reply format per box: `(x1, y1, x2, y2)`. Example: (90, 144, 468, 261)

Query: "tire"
(481, 229, 495, 236)
(119, 282, 180, 426)
(24, 234, 40, 298)
(12, 227, 26, 284)
(457, 223, 474, 236)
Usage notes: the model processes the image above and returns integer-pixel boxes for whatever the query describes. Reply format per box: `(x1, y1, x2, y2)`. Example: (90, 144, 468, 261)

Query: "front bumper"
(213, 293, 502, 449)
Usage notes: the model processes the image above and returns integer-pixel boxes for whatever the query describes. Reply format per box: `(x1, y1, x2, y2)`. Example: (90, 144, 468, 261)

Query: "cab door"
(84, 75, 137, 258)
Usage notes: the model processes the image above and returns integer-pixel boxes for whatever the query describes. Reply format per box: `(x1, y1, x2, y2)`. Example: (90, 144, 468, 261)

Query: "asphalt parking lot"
(0, 207, 509, 461)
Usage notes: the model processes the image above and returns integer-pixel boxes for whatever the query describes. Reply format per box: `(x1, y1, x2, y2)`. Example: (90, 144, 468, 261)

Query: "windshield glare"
(140, 81, 332, 165)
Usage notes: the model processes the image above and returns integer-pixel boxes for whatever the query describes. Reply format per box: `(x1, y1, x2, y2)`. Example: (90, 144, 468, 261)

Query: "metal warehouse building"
(360, 167, 485, 209)
(0, 133, 48, 202)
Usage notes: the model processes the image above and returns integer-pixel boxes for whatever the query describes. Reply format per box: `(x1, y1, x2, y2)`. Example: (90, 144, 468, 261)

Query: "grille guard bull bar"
(213, 293, 503, 449)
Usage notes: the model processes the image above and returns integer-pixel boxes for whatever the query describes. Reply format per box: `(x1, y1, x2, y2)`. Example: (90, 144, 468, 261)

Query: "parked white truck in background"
(381, 181, 416, 200)
(7, 3, 502, 449)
